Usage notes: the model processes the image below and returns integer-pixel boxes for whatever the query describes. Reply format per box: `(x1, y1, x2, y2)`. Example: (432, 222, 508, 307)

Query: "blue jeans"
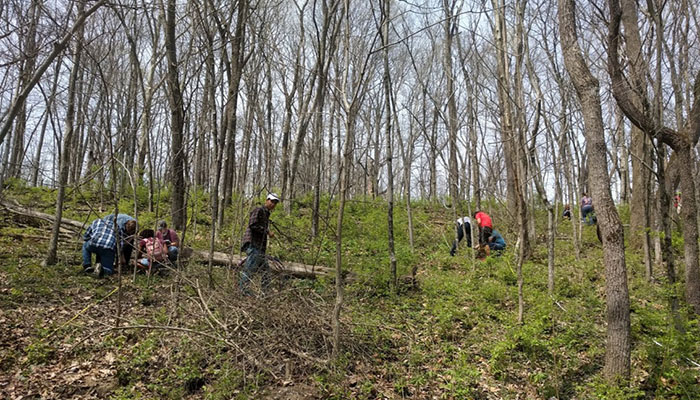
(82, 241, 115, 275)
(581, 205, 594, 225)
(167, 246, 179, 262)
(238, 247, 270, 295)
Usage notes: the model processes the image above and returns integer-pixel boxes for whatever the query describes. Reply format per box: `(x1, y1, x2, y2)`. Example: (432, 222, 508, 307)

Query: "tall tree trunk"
(382, 0, 397, 290)
(219, 0, 249, 225)
(559, 0, 631, 381)
(443, 0, 459, 210)
(162, 0, 187, 230)
(490, 0, 516, 211)
(607, 0, 700, 316)
(44, 1, 86, 266)
(621, 0, 652, 250)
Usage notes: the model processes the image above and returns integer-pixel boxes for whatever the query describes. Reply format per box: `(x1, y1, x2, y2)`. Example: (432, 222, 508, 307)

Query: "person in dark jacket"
(239, 193, 280, 295)
(562, 204, 571, 220)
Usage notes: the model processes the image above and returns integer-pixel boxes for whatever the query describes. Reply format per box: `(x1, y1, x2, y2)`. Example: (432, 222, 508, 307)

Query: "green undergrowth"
(1, 182, 699, 398)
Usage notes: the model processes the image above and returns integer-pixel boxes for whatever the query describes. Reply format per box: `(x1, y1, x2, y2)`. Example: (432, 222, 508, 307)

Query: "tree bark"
(607, 0, 700, 316)
(559, 0, 631, 381)
(44, 1, 86, 266)
(162, 0, 186, 230)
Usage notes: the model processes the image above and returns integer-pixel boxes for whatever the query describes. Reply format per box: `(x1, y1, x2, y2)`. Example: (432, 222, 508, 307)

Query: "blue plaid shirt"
(84, 218, 121, 250)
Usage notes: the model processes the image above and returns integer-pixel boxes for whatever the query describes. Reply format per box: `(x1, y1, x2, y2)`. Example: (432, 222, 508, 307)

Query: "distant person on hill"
(562, 204, 571, 220)
(156, 220, 180, 263)
(473, 210, 493, 247)
(450, 216, 472, 256)
(674, 191, 682, 215)
(239, 193, 280, 295)
(82, 215, 137, 277)
(580, 193, 595, 225)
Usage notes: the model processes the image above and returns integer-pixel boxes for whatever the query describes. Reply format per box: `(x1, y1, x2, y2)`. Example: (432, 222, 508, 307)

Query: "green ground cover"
(0, 182, 698, 399)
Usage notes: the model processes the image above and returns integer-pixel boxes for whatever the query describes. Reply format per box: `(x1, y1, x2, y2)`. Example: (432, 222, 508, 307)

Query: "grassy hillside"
(1, 182, 698, 399)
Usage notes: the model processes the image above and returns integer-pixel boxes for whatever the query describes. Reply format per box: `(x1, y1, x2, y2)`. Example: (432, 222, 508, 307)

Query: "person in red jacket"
(473, 210, 493, 247)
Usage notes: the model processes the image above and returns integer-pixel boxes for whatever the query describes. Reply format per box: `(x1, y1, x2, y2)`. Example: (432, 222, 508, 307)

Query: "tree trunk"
(382, 0, 397, 290)
(44, 1, 86, 267)
(607, 0, 700, 316)
(163, 0, 186, 230)
(559, 0, 631, 381)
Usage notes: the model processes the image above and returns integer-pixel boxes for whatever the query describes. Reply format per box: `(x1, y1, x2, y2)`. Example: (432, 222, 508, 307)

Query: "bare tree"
(44, 1, 86, 267)
(559, 0, 631, 381)
(607, 0, 700, 316)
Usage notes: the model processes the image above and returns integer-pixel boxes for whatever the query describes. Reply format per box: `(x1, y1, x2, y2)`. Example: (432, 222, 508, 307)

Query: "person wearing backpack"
(135, 229, 168, 273)
(156, 220, 180, 262)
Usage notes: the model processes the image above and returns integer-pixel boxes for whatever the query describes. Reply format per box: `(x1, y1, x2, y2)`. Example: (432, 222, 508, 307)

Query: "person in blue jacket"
(487, 230, 506, 252)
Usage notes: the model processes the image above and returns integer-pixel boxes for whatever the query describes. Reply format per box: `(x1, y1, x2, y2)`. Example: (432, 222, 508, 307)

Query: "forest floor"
(1, 184, 699, 399)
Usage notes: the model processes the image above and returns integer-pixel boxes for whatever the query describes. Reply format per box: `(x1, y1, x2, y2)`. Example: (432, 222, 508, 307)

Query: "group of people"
(82, 214, 180, 277)
(449, 210, 506, 258)
(562, 192, 596, 225)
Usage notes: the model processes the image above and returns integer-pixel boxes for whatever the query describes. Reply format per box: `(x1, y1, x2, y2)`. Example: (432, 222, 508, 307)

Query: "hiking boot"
(94, 263, 103, 278)
(83, 264, 94, 274)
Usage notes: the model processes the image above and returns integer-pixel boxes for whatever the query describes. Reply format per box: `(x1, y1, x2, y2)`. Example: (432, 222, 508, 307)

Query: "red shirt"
(474, 211, 493, 228)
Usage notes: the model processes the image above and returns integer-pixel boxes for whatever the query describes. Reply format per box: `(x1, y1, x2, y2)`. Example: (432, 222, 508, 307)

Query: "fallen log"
(189, 249, 347, 281)
(1, 198, 86, 232)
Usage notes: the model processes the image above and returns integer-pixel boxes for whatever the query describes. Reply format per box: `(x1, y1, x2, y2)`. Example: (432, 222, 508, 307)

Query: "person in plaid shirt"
(82, 214, 136, 277)
(239, 193, 280, 295)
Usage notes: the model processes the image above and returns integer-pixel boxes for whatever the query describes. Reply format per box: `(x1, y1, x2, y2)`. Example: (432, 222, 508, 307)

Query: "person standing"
(450, 216, 472, 256)
(239, 193, 280, 295)
(156, 220, 180, 262)
(473, 210, 493, 247)
(581, 193, 595, 225)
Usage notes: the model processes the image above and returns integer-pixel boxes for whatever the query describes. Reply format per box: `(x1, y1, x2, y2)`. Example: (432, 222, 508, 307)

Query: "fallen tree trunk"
(189, 249, 345, 280)
(1, 198, 86, 232)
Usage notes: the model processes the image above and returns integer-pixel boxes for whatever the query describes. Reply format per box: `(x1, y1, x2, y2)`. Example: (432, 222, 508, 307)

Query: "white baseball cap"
(266, 193, 281, 202)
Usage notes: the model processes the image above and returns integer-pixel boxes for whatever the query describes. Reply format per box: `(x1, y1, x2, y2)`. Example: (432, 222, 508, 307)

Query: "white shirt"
(456, 217, 471, 226)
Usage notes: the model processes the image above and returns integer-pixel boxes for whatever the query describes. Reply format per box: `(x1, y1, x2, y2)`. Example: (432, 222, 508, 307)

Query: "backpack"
(144, 238, 167, 262)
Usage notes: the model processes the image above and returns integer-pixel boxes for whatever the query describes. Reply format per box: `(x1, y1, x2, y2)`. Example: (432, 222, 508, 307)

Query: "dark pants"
(450, 223, 472, 256)
(479, 226, 493, 246)
(239, 247, 270, 295)
(581, 205, 595, 225)
(82, 242, 115, 275)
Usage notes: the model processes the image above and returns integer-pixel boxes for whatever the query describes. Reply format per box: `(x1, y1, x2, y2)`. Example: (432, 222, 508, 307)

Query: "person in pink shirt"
(473, 210, 493, 248)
